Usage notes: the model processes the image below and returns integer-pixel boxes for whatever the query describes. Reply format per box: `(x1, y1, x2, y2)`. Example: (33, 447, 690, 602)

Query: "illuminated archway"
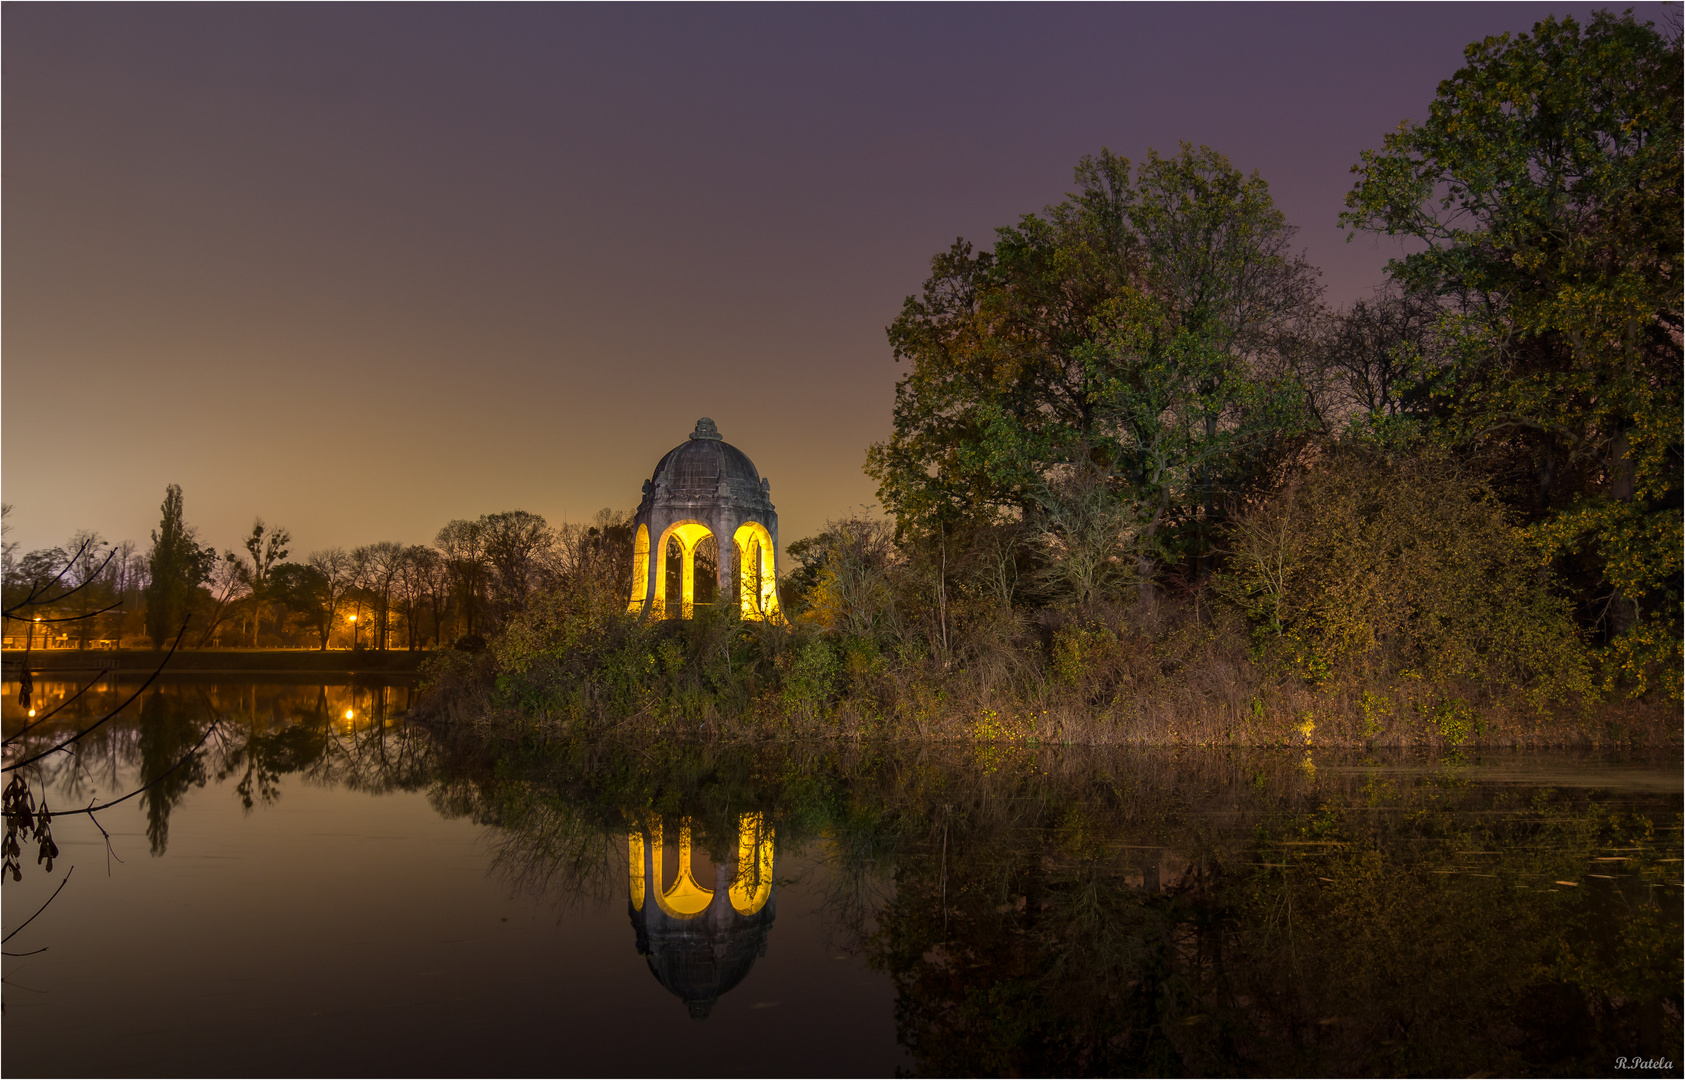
(627, 813, 776, 920)
(651, 521, 714, 620)
(729, 812, 774, 915)
(629, 830, 646, 911)
(732, 521, 781, 622)
(627, 524, 651, 614)
(650, 816, 715, 918)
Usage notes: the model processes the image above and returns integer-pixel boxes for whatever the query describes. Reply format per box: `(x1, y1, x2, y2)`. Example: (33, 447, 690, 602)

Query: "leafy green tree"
(143, 484, 216, 647)
(1341, 11, 1682, 692)
(868, 145, 1321, 587)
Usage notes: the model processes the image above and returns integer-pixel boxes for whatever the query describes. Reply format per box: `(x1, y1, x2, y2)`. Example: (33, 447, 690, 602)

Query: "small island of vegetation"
(422, 13, 1680, 753)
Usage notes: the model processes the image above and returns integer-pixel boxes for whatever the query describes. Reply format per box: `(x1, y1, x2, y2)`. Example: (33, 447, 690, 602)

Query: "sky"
(4, 3, 1666, 559)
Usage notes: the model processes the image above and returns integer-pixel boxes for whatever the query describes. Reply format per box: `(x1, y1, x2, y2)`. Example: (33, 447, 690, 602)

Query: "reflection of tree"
(135, 690, 211, 855)
(8, 679, 436, 858)
(842, 754, 1682, 1076)
(14, 694, 1671, 1073)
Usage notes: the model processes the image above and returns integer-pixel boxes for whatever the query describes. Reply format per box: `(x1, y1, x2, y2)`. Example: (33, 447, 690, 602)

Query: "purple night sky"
(5, 4, 1660, 557)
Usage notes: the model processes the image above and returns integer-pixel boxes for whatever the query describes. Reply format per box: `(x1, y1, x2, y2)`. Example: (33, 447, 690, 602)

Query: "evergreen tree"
(143, 484, 215, 647)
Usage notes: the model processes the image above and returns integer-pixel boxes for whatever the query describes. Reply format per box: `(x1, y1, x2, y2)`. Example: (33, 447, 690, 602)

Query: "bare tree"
(419, 547, 453, 646)
(1318, 284, 1445, 424)
(304, 547, 354, 650)
(346, 546, 375, 649)
(231, 519, 291, 646)
(434, 519, 488, 641)
(62, 530, 111, 649)
(196, 554, 250, 648)
(480, 510, 552, 624)
(1, 503, 16, 584)
(353, 542, 406, 651)
(394, 546, 442, 651)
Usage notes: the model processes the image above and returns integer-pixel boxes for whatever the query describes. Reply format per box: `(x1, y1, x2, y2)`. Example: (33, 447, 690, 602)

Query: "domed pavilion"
(628, 418, 781, 620)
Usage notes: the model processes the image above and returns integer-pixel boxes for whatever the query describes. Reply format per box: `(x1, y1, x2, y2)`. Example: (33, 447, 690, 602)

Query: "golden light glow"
(628, 830, 646, 912)
(729, 812, 774, 916)
(27, 709, 36, 717)
(347, 613, 357, 622)
(627, 524, 651, 614)
(732, 521, 781, 622)
(650, 816, 714, 918)
(344, 709, 354, 720)
(628, 813, 775, 921)
(651, 521, 714, 620)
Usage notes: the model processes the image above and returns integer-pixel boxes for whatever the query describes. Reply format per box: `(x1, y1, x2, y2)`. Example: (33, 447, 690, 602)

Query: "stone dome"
(633, 907, 775, 1020)
(646, 418, 772, 509)
(629, 416, 782, 621)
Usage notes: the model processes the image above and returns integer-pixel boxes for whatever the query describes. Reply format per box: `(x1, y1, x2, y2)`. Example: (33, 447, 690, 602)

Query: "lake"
(3, 677, 1680, 1077)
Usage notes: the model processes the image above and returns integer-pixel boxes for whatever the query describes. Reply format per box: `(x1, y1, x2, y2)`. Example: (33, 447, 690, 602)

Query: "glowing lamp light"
(344, 709, 355, 721)
(28, 709, 36, 717)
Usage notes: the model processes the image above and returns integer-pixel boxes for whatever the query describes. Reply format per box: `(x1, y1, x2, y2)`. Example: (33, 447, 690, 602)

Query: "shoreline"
(0, 647, 430, 676)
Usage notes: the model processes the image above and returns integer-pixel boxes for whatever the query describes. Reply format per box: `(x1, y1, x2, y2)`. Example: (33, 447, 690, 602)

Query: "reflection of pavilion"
(627, 813, 776, 1019)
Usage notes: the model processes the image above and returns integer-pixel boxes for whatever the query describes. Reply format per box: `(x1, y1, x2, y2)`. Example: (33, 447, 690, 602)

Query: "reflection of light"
(344, 709, 354, 720)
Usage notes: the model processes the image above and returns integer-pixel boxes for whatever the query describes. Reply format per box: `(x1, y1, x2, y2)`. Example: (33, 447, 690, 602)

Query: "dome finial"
(689, 417, 722, 441)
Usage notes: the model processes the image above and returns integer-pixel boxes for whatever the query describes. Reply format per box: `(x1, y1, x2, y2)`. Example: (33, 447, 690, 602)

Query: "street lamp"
(346, 612, 358, 650)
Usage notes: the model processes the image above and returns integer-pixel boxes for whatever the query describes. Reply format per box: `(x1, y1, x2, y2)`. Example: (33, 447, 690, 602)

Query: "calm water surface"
(2, 677, 1680, 1077)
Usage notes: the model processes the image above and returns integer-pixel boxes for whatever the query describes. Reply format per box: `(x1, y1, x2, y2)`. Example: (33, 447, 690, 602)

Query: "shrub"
(1221, 446, 1591, 701)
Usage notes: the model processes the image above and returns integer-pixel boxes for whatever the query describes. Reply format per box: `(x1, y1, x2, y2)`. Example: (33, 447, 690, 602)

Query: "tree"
(303, 548, 354, 650)
(480, 510, 551, 622)
(62, 530, 113, 649)
(270, 562, 333, 650)
(1, 503, 16, 584)
(416, 545, 453, 647)
(1341, 11, 1682, 692)
(435, 518, 488, 640)
(143, 484, 216, 647)
(353, 542, 406, 651)
(195, 552, 249, 648)
(230, 519, 291, 646)
(868, 145, 1321, 589)
(104, 539, 147, 646)
(345, 546, 374, 648)
(1314, 285, 1447, 433)
(394, 546, 443, 650)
